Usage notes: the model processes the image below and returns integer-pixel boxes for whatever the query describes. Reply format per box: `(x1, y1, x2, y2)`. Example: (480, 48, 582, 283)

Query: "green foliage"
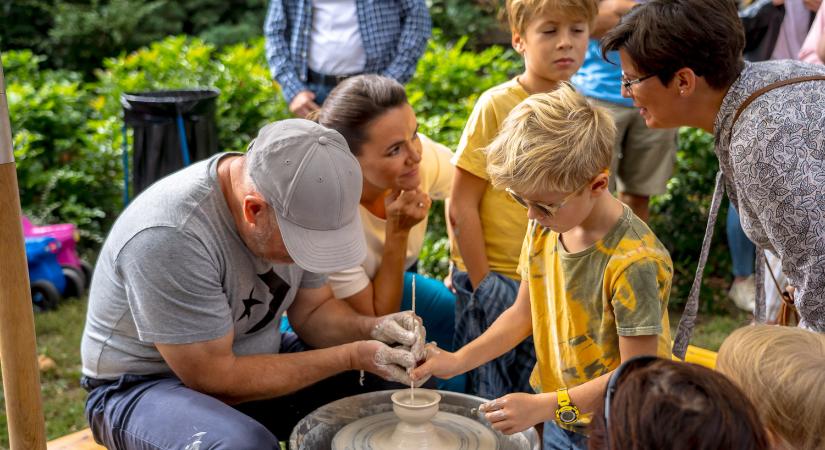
(649, 128, 731, 312)
(0, 0, 268, 74)
(4, 50, 116, 246)
(427, 1, 502, 45)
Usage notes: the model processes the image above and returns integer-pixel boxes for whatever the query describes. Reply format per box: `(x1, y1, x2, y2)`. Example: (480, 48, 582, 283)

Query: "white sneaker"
(728, 275, 756, 312)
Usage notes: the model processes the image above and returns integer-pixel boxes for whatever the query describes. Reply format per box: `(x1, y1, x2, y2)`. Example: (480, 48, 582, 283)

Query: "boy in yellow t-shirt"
(417, 85, 672, 449)
(449, 0, 598, 401)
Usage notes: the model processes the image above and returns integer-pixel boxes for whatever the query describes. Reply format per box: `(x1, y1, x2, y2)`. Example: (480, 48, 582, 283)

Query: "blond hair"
(485, 83, 614, 194)
(505, 0, 599, 35)
(717, 325, 825, 450)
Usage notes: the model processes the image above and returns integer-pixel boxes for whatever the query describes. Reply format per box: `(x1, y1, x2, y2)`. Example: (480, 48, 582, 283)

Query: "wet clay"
(332, 389, 498, 450)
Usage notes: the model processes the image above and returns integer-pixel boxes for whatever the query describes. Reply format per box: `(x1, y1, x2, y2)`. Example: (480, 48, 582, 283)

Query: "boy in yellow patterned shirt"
(414, 84, 672, 449)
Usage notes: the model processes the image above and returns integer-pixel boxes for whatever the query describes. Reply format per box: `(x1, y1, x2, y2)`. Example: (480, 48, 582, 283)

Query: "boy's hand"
(410, 343, 462, 381)
(479, 393, 549, 435)
(386, 189, 431, 233)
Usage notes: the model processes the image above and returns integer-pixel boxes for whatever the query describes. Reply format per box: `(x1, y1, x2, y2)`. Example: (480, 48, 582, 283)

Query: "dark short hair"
(312, 74, 408, 156)
(587, 359, 770, 450)
(600, 0, 745, 90)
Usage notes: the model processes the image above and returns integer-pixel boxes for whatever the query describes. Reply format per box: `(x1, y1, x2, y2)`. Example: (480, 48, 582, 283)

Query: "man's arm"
(591, 0, 637, 38)
(449, 168, 491, 289)
(263, 0, 308, 104)
(287, 284, 377, 347)
(381, 0, 432, 84)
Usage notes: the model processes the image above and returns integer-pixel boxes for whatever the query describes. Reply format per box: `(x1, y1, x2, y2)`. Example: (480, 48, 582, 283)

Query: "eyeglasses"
(505, 187, 580, 218)
(603, 355, 659, 450)
(621, 72, 656, 95)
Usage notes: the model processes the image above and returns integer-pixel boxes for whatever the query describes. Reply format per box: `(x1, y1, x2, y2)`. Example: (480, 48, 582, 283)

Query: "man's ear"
(242, 194, 267, 225)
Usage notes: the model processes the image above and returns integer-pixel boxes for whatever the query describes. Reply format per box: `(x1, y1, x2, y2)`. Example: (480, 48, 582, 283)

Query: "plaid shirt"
(264, 0, 431, 103)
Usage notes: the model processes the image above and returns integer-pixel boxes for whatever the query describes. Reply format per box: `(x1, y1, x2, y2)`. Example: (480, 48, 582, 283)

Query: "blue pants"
(726, 204, 756, 277)
(543, 421, 588, 450)
(307, 82, 335, 105)
(453, 269, 536, 399)
(83, 333, 399, 449)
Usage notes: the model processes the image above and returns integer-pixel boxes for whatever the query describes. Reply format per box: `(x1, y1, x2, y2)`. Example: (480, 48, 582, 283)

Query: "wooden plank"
(47, 429, 105, 450)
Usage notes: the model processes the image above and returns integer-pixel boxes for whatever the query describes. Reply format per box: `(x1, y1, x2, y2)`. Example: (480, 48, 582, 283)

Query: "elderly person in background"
(601, 0, 825, 342)
(264, 0, 431, 117)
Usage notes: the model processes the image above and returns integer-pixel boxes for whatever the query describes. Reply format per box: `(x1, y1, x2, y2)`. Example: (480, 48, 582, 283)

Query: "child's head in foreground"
(486, 83, 615, 232)
(717, 325, 825, 450)
(504, 0, 599, 85)
(587, 357, 770, 450)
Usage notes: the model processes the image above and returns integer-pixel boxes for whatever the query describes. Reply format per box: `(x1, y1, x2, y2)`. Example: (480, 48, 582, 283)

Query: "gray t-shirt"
(81, 153, 327, 379)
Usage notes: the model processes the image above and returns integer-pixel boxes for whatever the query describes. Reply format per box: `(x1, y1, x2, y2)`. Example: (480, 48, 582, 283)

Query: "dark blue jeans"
(83, 333, 399, 449)
(543, 420, 588, 450)
(453, 269, 536, 399)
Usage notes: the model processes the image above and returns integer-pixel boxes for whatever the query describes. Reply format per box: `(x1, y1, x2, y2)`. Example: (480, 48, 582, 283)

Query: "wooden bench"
(47, 428, 104, 450)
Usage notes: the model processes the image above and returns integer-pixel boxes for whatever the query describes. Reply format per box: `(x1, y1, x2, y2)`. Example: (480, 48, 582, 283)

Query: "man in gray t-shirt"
(81, 119, 427, 449)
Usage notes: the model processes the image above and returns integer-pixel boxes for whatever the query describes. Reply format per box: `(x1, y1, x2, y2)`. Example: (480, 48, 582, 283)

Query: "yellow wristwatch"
(555, 387, 580, 425)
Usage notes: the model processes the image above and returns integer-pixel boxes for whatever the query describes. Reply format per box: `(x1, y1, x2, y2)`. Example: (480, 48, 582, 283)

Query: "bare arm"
(449, 168, 491, 289)
(479, 334, 659, 435)
(286, 284, 377, 348)
(591, 0, 637, 38)
(818, 28, 825, 62)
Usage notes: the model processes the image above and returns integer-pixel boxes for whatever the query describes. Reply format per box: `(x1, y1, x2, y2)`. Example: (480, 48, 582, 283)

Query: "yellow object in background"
(676, 345, 718, 369)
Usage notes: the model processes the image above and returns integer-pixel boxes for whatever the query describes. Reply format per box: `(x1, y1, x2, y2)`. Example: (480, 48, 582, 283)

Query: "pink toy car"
(22, 216, 92, 299)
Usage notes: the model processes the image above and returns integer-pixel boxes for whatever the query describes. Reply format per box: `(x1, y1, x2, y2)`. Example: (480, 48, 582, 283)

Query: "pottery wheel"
(332, 410, 498, 450)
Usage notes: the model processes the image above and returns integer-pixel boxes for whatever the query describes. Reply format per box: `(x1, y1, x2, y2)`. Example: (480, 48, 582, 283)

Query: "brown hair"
(504, 0, 599, 35)
(717, 325, 825, 450)
(588, 359, 770, 450)
(311, 74, 408, 156)
(600, 0, 745, 90)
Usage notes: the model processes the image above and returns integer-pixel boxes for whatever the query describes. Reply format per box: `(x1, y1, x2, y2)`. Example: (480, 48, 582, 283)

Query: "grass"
(0, 292, 751, 449)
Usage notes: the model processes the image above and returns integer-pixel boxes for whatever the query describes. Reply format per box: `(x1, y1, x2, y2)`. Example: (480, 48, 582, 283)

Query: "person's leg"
(726, 203, 756, 312)
(400, 272, 466, 392)
(85, 375, 280, 450)
(616, 106, 678, 223)
(542, 421, 588, 450)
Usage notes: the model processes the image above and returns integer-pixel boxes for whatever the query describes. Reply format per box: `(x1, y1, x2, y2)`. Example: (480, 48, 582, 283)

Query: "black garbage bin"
(121, 89, 220, 200)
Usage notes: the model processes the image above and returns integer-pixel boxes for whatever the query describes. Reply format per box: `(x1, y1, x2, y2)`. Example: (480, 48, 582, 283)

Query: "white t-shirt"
(308, 0, 367, 75)
(327, 135, 453, 298)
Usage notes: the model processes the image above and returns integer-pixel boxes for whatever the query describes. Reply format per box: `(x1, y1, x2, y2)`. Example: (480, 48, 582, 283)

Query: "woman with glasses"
(587, 357, 770, 450)
(602, 0, 825, 344)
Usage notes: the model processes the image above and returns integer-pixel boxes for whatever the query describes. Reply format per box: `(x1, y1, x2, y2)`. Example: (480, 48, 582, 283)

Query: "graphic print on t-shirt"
(238, 269, 291, 334)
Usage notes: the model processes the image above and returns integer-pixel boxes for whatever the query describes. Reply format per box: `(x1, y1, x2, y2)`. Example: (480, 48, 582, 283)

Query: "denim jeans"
(453, 269, 535, 399)
(543, 421, 589, 450)
(83, 333, 399, 449)
(726, 203, 756, 277)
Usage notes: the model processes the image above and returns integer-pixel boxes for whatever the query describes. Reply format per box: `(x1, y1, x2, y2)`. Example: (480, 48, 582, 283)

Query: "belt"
(306, 68, 360, 87)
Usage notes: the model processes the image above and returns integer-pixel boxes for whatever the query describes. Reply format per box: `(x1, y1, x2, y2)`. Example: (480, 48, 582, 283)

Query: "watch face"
(559, 409, 577, 423)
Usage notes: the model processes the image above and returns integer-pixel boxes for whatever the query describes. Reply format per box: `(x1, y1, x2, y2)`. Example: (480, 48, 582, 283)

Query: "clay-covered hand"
(410, 342, 463, 381)
(371, 311, 426, 351)
(385, 189, 431, 233)
(356, 340, 428, 386)
(479, 393, 548, 435)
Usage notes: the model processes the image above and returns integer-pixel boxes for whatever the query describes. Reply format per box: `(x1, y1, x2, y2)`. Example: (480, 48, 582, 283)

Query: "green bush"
(4, 50, 117, 247)
(649, 128, 731, 312)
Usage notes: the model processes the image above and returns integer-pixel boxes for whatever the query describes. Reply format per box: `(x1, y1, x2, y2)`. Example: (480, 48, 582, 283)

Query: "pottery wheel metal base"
(332, 410, 498, 450)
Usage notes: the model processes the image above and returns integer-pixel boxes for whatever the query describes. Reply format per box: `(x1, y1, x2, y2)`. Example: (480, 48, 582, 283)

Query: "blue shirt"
(264, 0, 431, 103)
(571, 39, 633, 107)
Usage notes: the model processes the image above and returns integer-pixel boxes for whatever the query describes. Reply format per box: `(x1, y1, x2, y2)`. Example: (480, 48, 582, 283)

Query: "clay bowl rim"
(391, 389, 441, 409)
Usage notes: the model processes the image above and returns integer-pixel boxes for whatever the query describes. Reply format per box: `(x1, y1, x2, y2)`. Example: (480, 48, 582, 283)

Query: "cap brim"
(276, 212, 366, 274)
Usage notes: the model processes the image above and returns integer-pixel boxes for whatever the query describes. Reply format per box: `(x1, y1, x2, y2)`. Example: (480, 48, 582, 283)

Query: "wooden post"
(0, 54, 48, 449)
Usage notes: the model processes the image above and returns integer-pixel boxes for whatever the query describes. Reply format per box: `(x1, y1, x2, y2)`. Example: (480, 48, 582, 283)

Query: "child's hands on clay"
(479, 393, 548, 435)
(410, 343, 463, 381)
